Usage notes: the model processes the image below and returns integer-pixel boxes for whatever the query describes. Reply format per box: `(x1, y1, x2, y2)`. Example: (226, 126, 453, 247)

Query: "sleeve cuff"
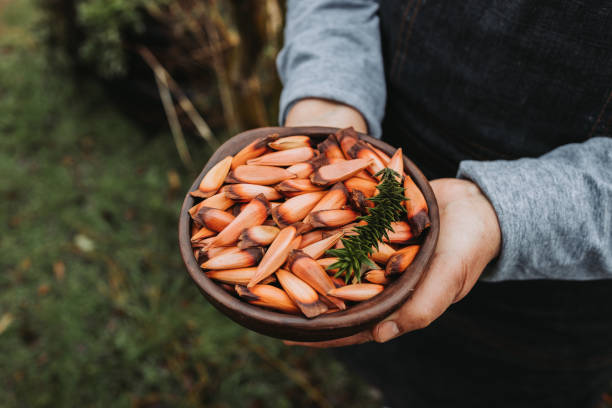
(457, 158, 579, 281)
(458, 138, 612, 282)
(457, 160, 528, 281)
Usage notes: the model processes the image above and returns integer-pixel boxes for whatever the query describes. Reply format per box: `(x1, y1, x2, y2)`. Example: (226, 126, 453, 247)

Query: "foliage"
(0, 2, 380, 407)
(75, 0, 167, 77)
(328, 169, 406, 282)
(41, 0, 284, 133)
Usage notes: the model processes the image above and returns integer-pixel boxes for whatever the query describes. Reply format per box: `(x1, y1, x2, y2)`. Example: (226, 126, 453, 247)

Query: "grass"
(0, 1, 381, 406)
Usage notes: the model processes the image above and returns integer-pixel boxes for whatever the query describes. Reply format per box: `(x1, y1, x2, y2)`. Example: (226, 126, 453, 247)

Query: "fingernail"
(376, 321, 399, 342)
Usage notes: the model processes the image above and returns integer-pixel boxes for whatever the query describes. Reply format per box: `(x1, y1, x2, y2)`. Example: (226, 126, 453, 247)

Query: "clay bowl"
(178, 126, 439, 342)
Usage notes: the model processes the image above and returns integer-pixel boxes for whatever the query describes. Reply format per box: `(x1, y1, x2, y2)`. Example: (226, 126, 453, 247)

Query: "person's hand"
(285, 178, 502, 347)
(285, 98, 368, 133)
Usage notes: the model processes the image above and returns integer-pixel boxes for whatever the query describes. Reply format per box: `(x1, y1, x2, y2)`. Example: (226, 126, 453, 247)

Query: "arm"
(286, 139, 612, 347)
(277, 0, 384, 137)
(458, 136, 612, 281)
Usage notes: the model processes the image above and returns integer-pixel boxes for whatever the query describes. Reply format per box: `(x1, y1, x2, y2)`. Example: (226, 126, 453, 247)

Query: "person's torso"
(379, 0, 612, 177)
(377, 4, 612, 393)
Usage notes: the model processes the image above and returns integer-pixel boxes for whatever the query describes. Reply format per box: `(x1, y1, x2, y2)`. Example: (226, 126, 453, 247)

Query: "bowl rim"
(178, 126, 439, 341)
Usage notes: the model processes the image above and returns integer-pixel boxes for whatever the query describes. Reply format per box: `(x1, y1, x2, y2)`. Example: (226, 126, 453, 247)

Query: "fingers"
(372, 251, 468, 343)
(284, 330, 373, 348)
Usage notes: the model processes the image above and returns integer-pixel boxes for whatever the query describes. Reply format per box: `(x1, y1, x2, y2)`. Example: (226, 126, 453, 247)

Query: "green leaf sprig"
(327, 168, 407, 282)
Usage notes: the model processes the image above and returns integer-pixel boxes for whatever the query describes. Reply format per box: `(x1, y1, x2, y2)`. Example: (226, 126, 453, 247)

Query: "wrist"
(470, 183, 502, 263)
(433, 179, 502, 265)
(285, 98, 368, 133)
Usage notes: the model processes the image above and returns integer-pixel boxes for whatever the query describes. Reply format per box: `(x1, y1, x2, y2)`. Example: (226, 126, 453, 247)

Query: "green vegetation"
(0, 1, 380, 406)
(73, 0, 167, 77)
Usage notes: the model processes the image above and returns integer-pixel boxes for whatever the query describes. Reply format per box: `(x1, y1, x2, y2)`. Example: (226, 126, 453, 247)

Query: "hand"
(285, 178, 502, 347)
(285, 98, 368, 133)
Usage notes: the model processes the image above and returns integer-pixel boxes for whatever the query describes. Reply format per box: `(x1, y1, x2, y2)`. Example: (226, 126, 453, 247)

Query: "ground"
(0, 1, 380, 406)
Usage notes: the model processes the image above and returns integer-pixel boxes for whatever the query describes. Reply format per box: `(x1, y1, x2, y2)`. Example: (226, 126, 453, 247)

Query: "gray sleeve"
(276, 0, 386, 138)
(457, 137, 612, 281)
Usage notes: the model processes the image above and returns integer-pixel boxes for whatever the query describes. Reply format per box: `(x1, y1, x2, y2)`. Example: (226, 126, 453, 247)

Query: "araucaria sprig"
(327, 168, 407, 282)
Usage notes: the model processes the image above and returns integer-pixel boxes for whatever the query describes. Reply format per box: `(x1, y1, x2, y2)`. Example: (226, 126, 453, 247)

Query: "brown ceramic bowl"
(178, 126, 439, 341)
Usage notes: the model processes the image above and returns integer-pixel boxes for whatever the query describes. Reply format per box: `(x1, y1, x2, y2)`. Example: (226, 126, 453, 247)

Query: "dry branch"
(153, 70, 193, 168)
(138, 47, 220, 149)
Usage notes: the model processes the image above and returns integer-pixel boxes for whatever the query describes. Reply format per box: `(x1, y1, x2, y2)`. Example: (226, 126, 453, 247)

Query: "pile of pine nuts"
(188, 128, 430, 318)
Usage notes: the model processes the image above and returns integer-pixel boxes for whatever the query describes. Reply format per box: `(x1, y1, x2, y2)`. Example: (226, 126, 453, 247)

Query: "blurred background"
(0, 0, 382, 406)
(1, 1, 611, 407)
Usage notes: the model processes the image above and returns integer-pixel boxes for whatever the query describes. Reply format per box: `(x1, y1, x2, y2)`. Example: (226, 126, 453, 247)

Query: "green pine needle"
(326, 168, 407, 282)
